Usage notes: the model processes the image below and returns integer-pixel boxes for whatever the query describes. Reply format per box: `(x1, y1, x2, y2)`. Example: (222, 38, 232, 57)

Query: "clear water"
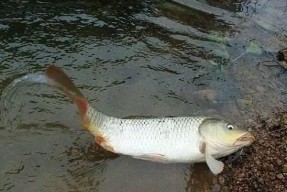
(0, 0, 287, 191)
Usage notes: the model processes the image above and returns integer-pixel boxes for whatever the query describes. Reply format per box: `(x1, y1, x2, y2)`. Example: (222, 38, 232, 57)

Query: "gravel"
(220, 111, 287, 192)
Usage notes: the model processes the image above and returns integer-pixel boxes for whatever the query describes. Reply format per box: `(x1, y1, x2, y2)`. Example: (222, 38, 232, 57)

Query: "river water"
(0, 0, 286, 191)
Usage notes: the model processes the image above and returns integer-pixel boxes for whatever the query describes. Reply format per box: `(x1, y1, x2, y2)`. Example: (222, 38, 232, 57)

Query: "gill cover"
(198, 118, 238, 174)
(199, 118, 249, 147)
(198, 118, 255, 174)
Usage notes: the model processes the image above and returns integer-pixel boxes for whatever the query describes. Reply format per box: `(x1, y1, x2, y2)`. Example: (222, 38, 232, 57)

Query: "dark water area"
(0, 0, 287, 191)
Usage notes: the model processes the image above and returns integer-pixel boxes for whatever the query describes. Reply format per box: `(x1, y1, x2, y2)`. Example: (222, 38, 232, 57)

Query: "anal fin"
(132, 153, 168, 163)
(95, 135, 115, 153)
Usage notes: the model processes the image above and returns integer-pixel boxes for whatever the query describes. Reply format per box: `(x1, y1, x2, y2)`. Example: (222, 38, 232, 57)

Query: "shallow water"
(0, 0, 287, 191)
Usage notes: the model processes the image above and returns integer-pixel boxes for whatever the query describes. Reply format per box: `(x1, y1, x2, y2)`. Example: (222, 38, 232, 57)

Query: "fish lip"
(234, 133, 255, 146)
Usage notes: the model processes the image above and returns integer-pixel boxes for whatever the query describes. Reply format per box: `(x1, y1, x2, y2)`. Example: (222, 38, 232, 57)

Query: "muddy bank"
(219, 110, 287, 192)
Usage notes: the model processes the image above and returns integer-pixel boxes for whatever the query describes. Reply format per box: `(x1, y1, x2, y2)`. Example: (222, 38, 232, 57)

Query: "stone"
(276, 173, 284, 179)
(218, 176, 225, 185)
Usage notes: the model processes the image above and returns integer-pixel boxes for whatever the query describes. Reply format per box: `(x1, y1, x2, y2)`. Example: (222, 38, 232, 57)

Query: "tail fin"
(45, 65, 88, 117)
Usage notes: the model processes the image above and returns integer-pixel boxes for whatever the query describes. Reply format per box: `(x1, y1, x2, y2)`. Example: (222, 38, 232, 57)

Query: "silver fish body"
(88, 106, 207, 163)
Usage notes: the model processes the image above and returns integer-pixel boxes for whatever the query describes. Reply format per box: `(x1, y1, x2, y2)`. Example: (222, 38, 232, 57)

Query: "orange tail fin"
(45, 65, 88, 117)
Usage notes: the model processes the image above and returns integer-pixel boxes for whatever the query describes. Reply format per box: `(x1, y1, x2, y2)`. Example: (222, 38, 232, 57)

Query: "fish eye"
(227, 124, 234, 130)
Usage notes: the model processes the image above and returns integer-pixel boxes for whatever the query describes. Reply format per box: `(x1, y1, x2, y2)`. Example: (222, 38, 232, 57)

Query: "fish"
(45, 65, 255, 174)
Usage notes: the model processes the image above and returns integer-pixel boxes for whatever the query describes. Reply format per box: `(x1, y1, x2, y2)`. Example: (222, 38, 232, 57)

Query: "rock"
(238, 99, 252, 107)
(277, 48, 287, 62)
(276, 173, 284, 179)
(283, 164, 287, 173)
(194, 89, 217, 103)
(211, 184, 221, 192)
(279, 49, 287, 58)
(218, 176, 225, 185)
(238, 173, 245, 178)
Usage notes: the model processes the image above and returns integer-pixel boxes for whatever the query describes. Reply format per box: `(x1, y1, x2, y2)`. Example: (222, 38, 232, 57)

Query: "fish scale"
(89, 112, 208, 162)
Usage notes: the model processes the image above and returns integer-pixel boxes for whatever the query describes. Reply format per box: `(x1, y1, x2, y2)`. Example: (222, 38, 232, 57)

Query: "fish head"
(199, 118, 255, 153)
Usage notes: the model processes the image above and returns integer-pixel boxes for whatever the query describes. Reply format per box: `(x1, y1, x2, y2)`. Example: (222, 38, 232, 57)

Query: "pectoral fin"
(203, 143, 224, 175)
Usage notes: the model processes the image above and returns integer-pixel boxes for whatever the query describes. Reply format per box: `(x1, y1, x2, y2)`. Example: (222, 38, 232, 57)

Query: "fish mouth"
(234, 133, 255, 146)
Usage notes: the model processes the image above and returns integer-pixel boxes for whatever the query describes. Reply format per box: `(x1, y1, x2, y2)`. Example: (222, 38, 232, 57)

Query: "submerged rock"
(277, 48, 287, 69)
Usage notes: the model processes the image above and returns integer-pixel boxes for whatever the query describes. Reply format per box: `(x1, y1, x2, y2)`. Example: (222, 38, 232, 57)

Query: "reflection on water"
(0, 0, 287, 191)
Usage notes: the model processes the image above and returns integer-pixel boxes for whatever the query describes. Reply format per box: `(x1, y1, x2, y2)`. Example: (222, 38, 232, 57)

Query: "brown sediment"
(219, 110, 287, 192)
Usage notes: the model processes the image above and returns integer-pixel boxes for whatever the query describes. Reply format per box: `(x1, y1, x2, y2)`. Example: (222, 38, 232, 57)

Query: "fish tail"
(45, 65, 108, 142)
(45, 65, 88, 121)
